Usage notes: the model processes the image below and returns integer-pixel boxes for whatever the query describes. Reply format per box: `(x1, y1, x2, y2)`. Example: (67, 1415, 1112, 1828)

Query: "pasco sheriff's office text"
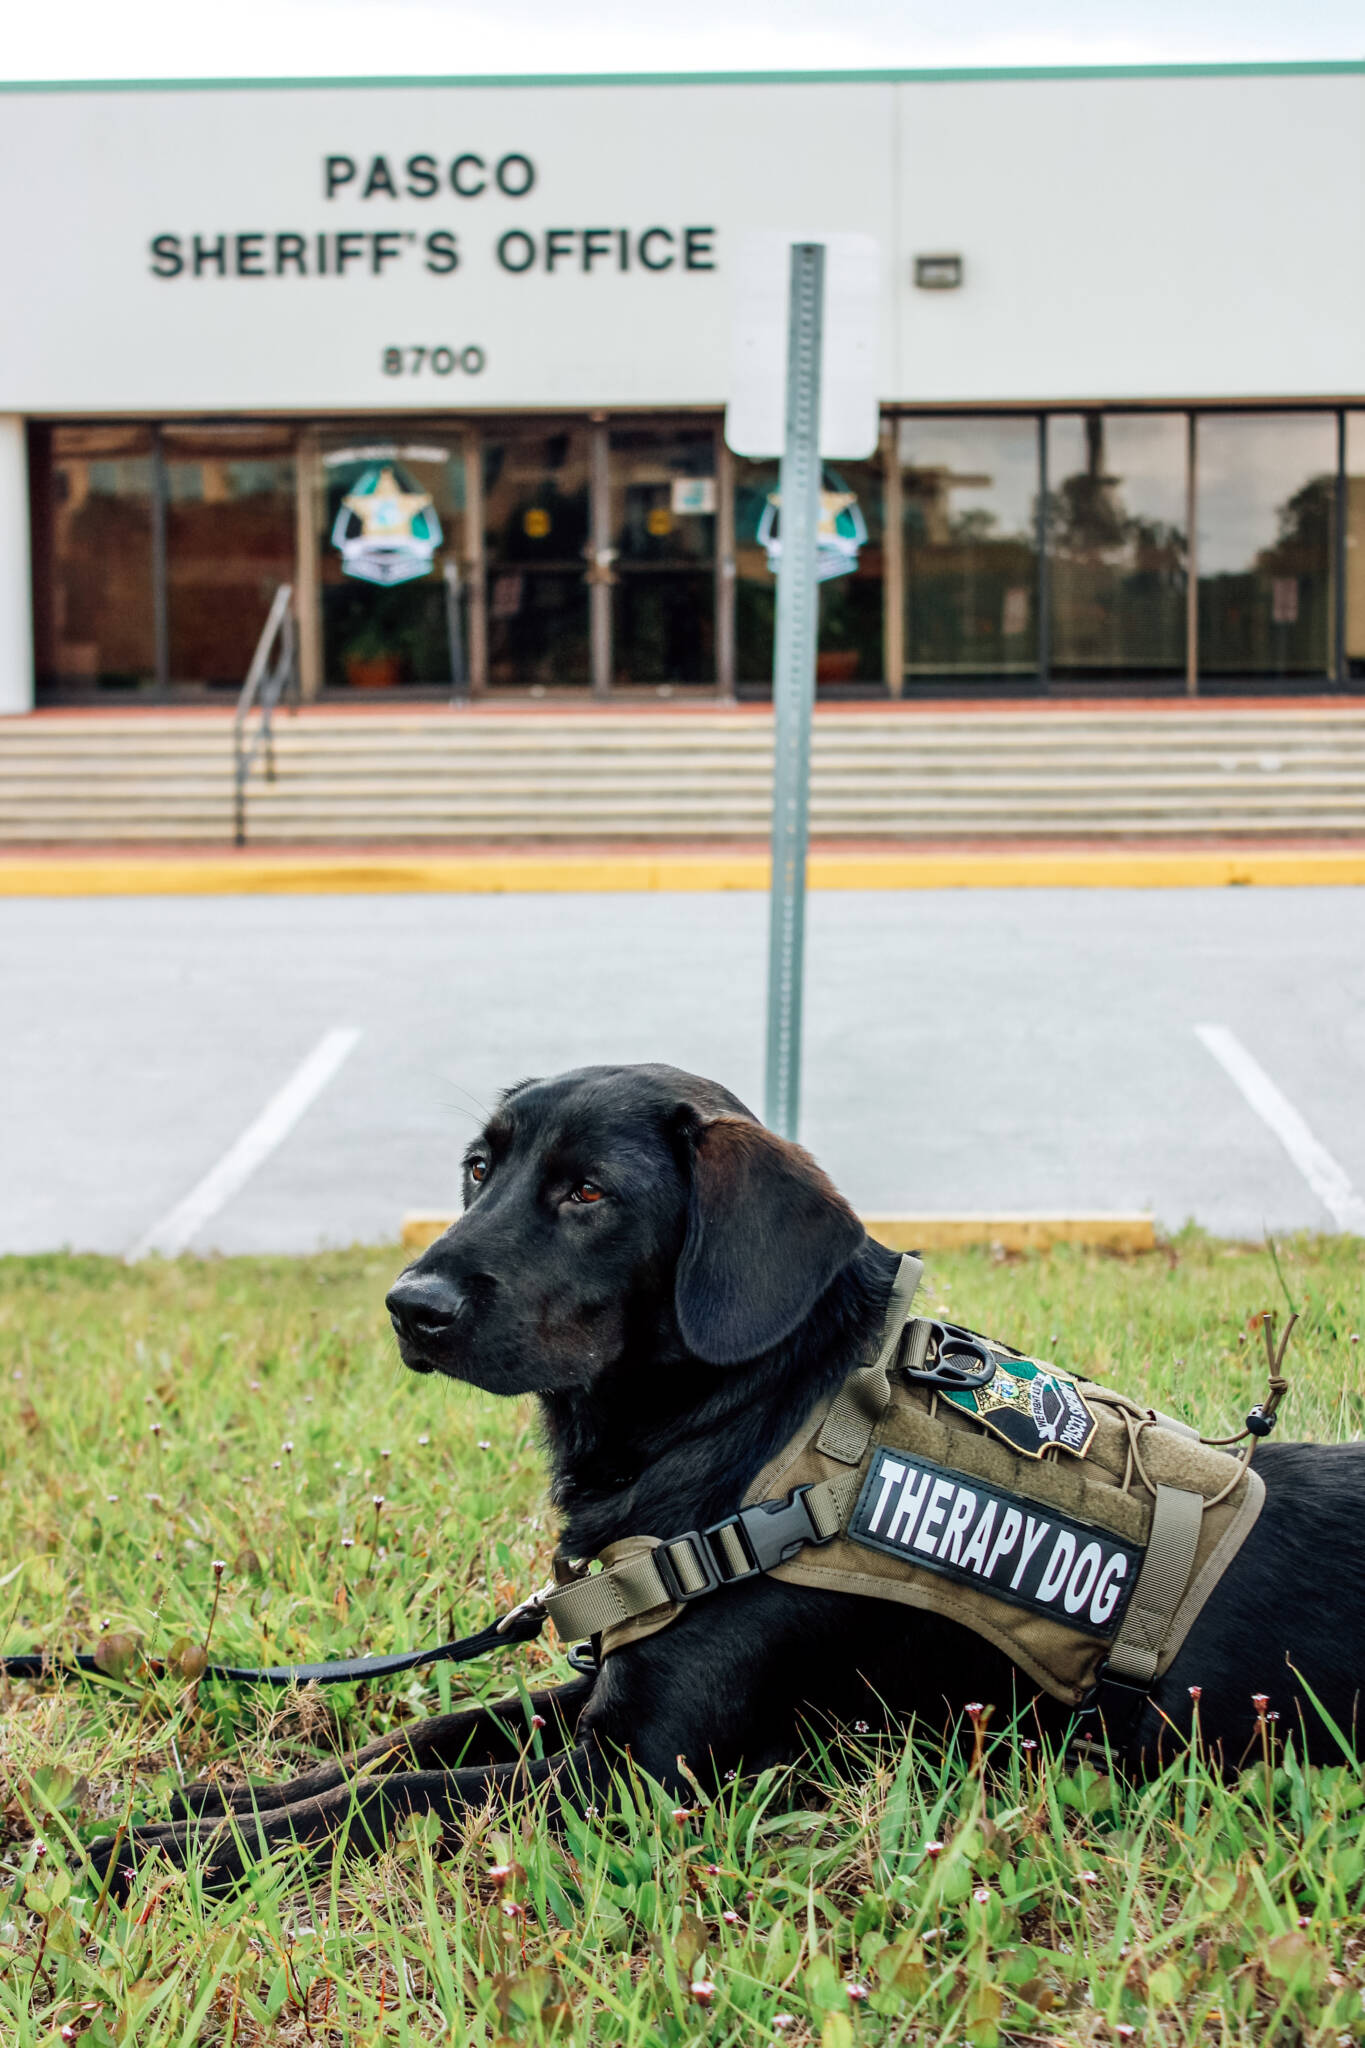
(148, 152, 717, 282)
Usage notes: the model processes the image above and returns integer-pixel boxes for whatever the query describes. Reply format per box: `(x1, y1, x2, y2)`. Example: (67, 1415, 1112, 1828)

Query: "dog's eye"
(569, 1181, 604, 1205)
(467, 1156, 489, 1185)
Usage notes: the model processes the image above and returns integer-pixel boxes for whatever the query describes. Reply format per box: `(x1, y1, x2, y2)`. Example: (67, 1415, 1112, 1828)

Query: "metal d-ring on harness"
(899, 1320, 1000, 1393)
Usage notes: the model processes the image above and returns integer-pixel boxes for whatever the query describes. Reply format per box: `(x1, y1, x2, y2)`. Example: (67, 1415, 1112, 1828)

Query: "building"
(2, 61, 1364, 715)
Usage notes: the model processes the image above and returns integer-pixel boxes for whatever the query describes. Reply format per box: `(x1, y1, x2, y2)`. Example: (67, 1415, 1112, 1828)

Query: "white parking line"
(1194, 1022, 1365, 1233)
(127, 1027, 363, 1261)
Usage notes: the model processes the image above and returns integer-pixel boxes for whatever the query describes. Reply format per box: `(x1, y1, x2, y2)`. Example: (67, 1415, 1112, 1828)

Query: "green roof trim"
(0, 60, 1362, 93)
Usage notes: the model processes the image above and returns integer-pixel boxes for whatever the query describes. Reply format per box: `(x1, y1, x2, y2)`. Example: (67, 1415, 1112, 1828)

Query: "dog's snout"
(386, 1272, 464, 1345)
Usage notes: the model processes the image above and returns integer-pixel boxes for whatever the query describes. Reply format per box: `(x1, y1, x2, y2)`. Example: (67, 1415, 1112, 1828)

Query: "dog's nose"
(386, 1272, 464, 1345)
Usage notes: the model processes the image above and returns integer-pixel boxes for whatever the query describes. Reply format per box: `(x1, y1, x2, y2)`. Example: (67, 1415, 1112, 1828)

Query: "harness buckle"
(726, 1486, 831, 1574)
(651, 1487, 831, 1605)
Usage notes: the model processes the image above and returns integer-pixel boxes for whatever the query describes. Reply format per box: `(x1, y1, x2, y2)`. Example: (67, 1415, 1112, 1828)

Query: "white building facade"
(2, 61, 1363, 708)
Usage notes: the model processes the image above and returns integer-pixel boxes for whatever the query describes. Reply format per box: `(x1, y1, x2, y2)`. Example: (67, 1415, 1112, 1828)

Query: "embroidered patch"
(848, 1447, 1139, 1637)
(943, 1356, 1097, 1459)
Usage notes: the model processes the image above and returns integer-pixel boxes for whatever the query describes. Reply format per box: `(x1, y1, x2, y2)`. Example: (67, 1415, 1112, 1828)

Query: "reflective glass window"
(609, 423, 716, 684)
(734, 454, 885, 687)
(899, 418, 1038, 677)
(319, 430, 467, 689)
(1047, 414, 1187, 677)
(1346, 413, 1365, 682)
(33, 424, 155, 692)
(162, 425, 295, 688)
(1196, 413, 1336, 677)
(482, 424, 590, 685)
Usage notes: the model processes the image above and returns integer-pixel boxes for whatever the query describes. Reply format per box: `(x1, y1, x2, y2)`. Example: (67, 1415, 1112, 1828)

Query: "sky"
(4, 0, 1361, 82)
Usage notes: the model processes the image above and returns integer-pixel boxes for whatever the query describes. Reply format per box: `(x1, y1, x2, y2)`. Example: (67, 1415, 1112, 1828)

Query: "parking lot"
(3, 885, 1363, 1256)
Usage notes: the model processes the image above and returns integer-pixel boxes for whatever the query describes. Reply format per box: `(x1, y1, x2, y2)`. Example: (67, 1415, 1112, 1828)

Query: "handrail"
(233, 583, 297, 845)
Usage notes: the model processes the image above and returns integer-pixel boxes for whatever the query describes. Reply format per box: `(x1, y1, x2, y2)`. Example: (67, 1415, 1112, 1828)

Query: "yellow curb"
(864, 1214, 1157, 1254)
(400, 1210, 1157, 1255)
(1, 849, 1364, 897)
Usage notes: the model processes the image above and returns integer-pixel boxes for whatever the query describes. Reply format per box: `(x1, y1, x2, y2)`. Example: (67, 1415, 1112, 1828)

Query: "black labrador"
(95, 1063, 1364, 1887)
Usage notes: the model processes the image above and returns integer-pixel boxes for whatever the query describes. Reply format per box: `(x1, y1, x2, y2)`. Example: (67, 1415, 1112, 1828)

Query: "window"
(899, 418, 1038, 678)
(1047, 414, 1187, 677)
(162, 425, 295, 687)
(1196, 413, 1336, 678)
(1345, 413, 1365, 682)
(32, 425, 156, 692)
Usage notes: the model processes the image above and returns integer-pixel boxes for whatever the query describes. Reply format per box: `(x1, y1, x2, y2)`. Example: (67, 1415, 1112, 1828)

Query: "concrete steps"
(2, 707, 1364, 842)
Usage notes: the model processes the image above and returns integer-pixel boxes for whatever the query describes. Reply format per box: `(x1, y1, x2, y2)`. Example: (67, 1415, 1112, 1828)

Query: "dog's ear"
(674, 1114, 865, 1365)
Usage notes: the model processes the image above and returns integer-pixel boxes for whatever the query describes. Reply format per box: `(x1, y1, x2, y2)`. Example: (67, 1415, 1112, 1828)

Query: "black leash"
(0, 1603, 547, 1688)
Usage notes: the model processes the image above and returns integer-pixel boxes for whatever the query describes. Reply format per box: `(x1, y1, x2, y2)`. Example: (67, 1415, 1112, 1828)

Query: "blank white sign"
(726, 231, 881, 460)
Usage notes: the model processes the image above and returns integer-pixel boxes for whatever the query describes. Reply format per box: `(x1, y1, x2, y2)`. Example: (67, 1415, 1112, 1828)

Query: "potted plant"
(343, 609, 405, 689)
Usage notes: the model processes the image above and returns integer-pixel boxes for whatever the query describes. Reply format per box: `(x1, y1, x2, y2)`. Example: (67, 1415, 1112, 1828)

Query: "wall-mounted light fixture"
(914, 254, 963, 290)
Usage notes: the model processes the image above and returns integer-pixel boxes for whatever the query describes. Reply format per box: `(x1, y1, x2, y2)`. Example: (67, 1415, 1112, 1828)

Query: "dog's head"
(385, 1063, 864, 1394)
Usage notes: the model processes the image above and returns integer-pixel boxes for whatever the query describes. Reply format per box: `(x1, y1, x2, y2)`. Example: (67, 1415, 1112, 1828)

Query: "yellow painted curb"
(1, 848, 1364, 896)
(400, 1210, 1157, 1255)
(865, 1215, 1157, 1254)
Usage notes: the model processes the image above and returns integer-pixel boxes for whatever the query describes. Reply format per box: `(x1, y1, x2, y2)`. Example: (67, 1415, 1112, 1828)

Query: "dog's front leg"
(93, 1741, 605, 1894)
(169, 1675, 595, 1821)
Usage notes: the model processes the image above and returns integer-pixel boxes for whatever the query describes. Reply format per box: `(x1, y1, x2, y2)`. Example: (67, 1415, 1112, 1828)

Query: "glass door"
(481, 422, 591, 686)
(608, 422, 717, 684)
(733, 451, 885, 688)
(320, 430, 467, 689)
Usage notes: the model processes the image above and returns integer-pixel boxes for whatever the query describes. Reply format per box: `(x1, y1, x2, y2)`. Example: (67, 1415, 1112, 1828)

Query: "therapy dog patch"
(943, 1356, 1097, 1460)
(849, 1447, 1140, 1637)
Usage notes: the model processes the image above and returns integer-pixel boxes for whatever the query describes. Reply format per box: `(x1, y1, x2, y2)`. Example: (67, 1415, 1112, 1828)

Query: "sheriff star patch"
(944, 1357, 1097, 1459)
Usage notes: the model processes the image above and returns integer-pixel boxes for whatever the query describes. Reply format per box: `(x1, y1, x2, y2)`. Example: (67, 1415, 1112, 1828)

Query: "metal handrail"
(233, 583, 297, 845)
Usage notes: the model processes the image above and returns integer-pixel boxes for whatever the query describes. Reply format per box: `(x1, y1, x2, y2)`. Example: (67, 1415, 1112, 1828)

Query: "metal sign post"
(763, 243, 824, 1140)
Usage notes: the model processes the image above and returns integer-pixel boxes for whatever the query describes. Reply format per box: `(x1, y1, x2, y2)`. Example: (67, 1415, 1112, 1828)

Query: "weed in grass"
(0, 1233, 1363, 2042)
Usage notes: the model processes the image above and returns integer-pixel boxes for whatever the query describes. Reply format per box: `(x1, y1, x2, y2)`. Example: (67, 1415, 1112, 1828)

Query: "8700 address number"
(383, 345, 486, 377)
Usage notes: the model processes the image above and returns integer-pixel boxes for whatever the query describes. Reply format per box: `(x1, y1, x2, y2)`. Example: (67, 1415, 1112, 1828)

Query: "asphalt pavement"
(3, 887, 1363, 1256)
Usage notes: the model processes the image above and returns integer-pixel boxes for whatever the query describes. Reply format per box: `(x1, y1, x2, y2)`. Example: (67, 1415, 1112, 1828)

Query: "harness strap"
(814, 1255, 922, 1465)
(1105, 1483, 1204, 1684)
(536, 1474, 862, 1643)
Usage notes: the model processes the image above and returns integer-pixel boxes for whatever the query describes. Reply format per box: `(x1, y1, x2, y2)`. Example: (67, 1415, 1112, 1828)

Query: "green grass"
(1, 1234, 1363, 2045)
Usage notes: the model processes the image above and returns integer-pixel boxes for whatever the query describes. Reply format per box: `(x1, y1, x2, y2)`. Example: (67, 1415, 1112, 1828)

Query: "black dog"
(96, 1063, 1364, 1886)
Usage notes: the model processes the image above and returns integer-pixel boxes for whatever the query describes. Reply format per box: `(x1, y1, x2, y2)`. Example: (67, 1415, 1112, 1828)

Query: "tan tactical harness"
(519, 1257, 1266, 1707)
